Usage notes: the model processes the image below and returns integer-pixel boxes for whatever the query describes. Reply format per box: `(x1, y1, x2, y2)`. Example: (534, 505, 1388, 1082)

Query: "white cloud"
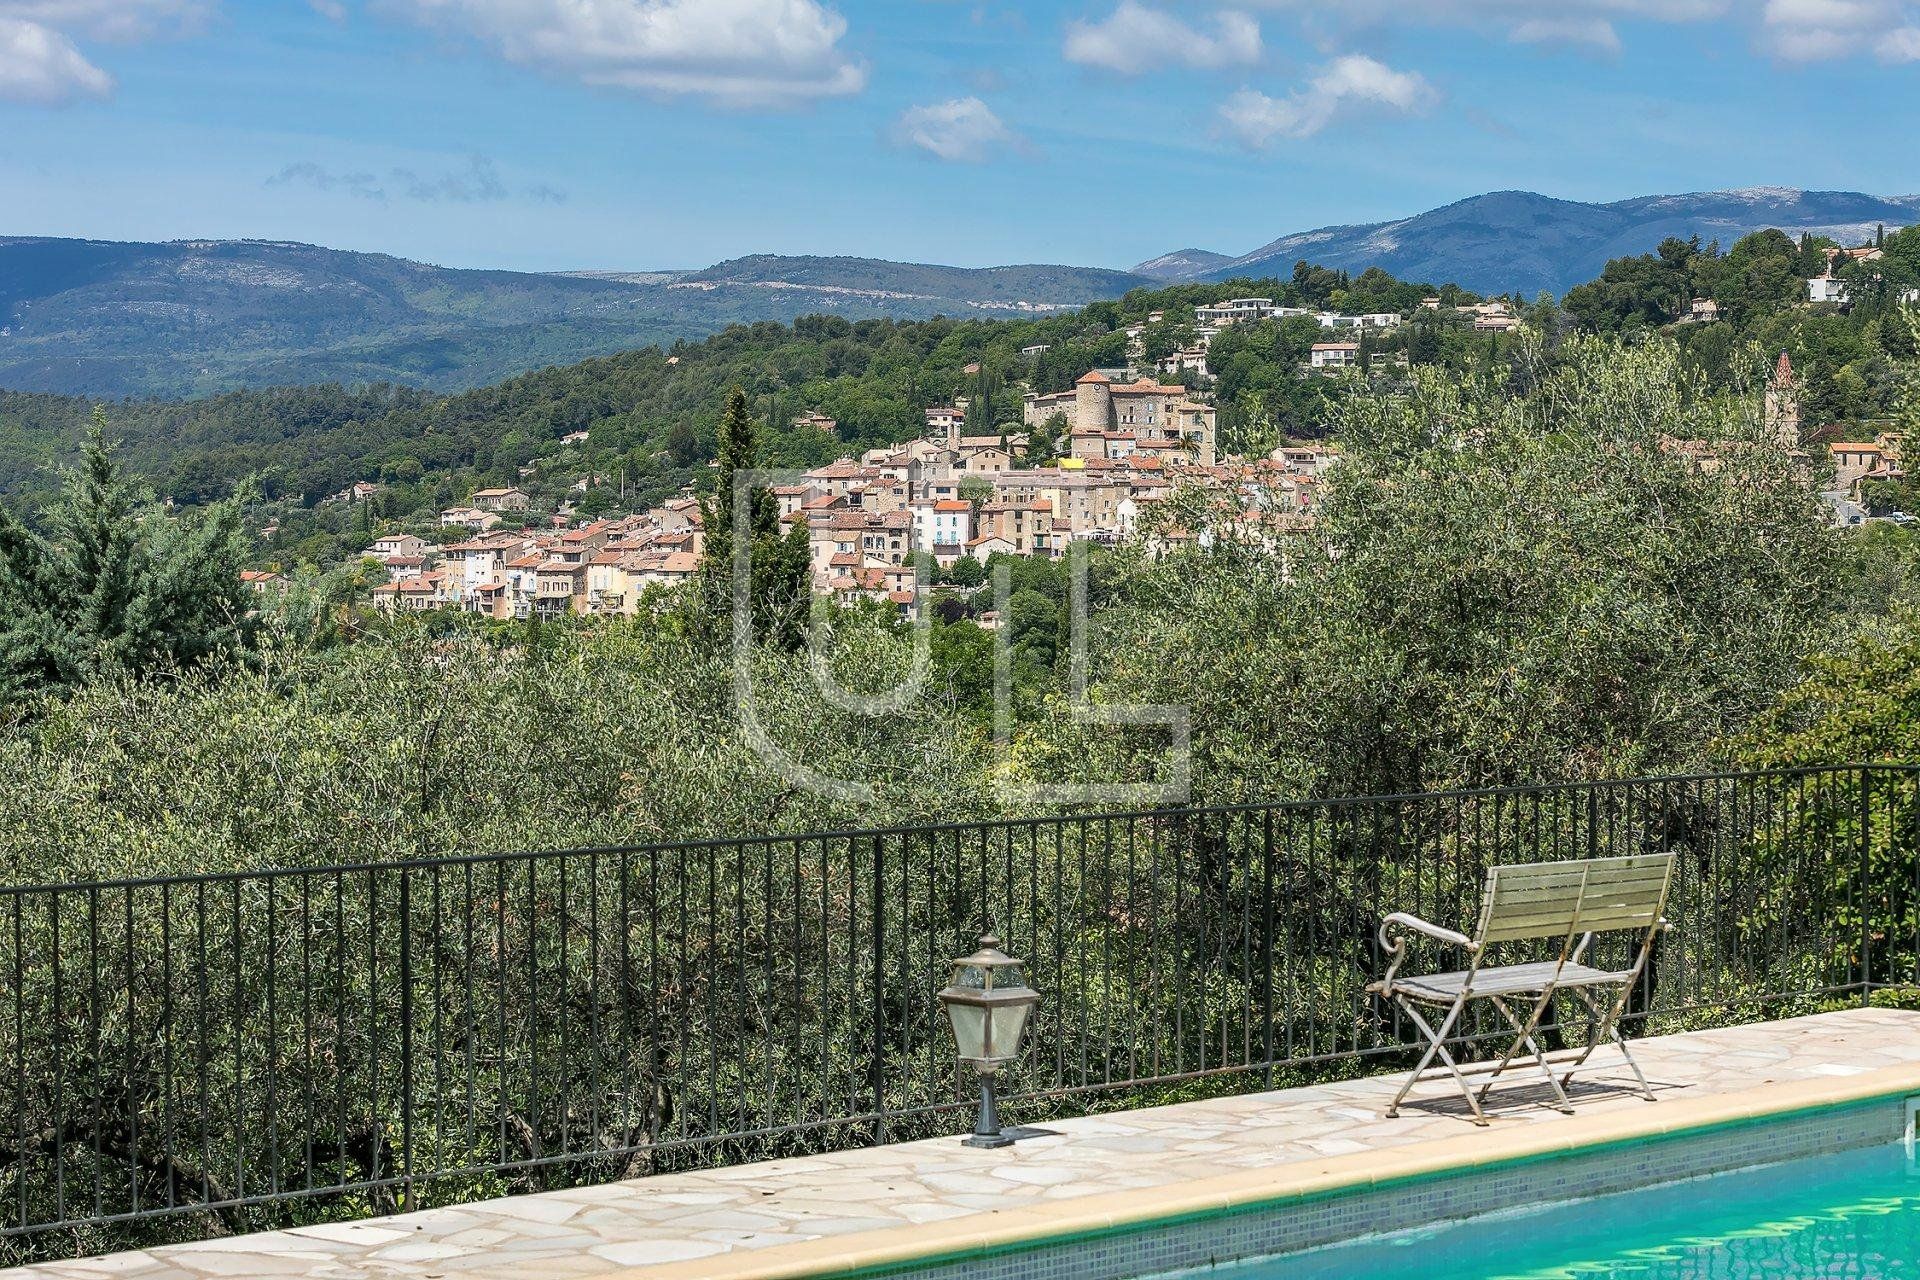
(1219, 53, 1435, 148)
(1250, 0, 1920, 64)
(1063, 2, 1260, 75)
(1242, 0, 1725, 57)
(0, 15, 110, 103)
(1510, 16, 1623, 52)
(0, 1, 211, 42)
(893, 96, 1016, 163)
(1883, 22, 1920, 54)
(0, 0, 206, 104)
(1760, 0, 1920, 61)
(378, 0, 866, 107)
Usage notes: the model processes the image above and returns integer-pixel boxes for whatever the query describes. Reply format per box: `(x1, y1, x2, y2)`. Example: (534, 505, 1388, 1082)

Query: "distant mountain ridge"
(9, 185, 1920, 399)
(1135, 188, 1920, 295)
(0, 238, 1151, 398)
(682, 254, 1149, 305)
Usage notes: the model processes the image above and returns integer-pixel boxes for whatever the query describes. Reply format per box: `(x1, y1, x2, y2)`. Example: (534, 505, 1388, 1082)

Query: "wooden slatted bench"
(1368, 852, 1676, 1124)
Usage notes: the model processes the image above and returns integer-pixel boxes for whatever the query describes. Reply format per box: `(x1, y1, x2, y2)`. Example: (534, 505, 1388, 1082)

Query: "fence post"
(1861, 769, 1874, 1007)
(398, 867, 414, 1198)
(1261, 809, 1275, 1089)
(871, 834, 887, 1146)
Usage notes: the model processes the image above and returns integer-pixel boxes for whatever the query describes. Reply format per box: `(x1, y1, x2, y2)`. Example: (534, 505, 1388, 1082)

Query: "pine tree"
(0, 409, 255, 695)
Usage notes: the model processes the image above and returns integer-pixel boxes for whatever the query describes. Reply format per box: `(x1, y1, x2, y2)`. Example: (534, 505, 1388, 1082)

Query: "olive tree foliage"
(1069, 336, 1839, 802)
(0, 620, 1001, 887)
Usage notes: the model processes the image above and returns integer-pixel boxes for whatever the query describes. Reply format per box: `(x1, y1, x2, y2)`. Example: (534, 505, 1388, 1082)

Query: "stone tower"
(1764, 350, 1800, 449)
(1074, 369, 1112, 433)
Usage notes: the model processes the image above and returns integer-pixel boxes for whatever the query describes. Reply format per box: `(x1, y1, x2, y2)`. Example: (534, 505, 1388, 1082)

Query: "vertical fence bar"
(398, 867, 414, 1200)
(1862, 767, 1873, 1005)
(1260, 808, 1275, 1089)
(871, 833, 887, 1146)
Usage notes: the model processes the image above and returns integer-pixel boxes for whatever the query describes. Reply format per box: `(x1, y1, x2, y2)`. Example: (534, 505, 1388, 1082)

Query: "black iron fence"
(4, 764, 1918, 1261)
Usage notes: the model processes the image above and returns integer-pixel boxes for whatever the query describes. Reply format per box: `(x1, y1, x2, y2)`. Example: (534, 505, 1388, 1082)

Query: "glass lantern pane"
(954, 964, 989, 990)
(987, 1001, 1033, 1060)
(948, 1003, 988, 1060)
(992, 964, 1025, 991)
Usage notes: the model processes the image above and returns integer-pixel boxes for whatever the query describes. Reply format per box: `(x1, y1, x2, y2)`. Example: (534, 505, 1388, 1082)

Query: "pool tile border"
(619, 1062, 1920, 1280)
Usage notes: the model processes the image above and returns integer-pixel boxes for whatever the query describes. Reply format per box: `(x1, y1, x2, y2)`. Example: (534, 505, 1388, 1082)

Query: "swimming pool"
(1213, 1140, 1920, 1279)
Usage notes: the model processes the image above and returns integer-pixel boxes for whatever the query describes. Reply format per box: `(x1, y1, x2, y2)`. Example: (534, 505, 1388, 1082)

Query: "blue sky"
(2, 0, 1919, 273)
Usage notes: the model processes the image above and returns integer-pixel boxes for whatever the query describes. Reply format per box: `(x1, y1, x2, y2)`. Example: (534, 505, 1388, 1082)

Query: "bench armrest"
(1374, 912, 1477, 993)
(1379, 912, 1475, 953)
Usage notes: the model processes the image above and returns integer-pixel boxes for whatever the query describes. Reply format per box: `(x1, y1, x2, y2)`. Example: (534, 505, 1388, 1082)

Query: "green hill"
(0, 238, 1151, 399)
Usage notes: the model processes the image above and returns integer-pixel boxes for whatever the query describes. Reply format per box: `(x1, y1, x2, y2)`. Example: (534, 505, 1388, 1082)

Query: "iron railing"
(3, 764, 1917, 1261)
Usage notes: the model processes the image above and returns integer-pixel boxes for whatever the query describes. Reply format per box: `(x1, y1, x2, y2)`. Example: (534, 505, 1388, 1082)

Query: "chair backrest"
(1475, 852, 1675, 945)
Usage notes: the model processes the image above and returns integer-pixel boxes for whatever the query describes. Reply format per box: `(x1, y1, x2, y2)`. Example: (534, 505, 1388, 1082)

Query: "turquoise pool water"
(1218, 1142, 1920, 1279)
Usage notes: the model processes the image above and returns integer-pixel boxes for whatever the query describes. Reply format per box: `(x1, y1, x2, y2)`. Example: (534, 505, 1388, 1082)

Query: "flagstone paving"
(12, 1008, 1920, 1280)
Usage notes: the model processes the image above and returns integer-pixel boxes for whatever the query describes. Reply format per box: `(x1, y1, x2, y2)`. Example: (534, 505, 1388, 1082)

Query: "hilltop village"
(218, 240, 1914, 621)
(307, 293, 1423, 619)
(348, 368, 1338, 620)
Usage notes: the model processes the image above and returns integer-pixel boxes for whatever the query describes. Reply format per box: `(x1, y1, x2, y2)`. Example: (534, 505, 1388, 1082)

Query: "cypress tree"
(698, 388, 805, 649)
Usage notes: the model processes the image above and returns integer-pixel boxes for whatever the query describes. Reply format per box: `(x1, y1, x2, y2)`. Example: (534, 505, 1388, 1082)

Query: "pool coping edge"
(607, 1059, 1920, 1280)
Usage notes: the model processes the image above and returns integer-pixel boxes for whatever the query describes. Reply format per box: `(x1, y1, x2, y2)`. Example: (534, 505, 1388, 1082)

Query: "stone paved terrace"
(13, 1008, 1920, 1280)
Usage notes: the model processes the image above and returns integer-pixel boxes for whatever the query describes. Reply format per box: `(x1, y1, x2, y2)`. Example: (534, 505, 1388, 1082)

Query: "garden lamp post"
(937, 932, 1040, 1149)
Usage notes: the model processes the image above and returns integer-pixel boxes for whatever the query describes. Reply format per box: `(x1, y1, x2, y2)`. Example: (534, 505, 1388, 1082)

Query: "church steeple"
(1764, 350, 1800, 449)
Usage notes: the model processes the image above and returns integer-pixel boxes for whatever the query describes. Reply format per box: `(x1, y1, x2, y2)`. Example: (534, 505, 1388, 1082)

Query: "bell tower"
(1764, 351, 1800, 450)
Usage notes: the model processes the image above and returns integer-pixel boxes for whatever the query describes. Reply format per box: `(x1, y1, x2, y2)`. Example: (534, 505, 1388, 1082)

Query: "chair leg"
(1387, 995, 1487, 1126)
(1483, 994, 1573, 1114)
(1563, 986, 1655, 1102)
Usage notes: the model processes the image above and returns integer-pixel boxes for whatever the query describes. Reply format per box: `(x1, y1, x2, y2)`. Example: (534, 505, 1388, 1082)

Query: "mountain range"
(1136, 188, 1920, 295)
(4, 187, 1918, 399)
(0, 238, 1150, 398)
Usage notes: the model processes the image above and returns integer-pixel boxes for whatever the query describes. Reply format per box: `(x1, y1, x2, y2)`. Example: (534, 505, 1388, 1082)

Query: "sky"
(2, 0, 1919, 273)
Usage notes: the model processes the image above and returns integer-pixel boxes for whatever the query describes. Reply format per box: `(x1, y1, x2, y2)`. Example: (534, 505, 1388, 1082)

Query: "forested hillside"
(1566, 225, 1920, 426)
(3, 225, 1919, 560)
(0, 238, 1155, 399)
(0, 266, 1480, 518)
